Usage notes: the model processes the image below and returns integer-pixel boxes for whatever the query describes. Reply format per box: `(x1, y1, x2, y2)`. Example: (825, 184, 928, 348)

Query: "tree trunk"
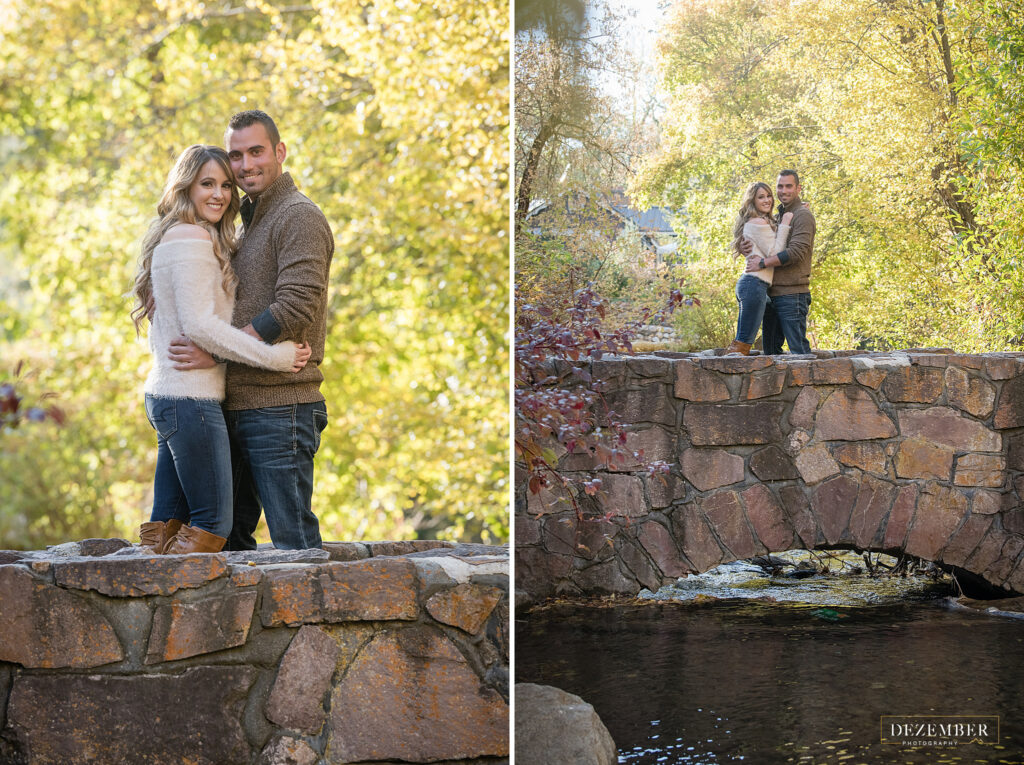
(933, 0, 957, 107)
(931, 0, 982, 250)
(932, 161, 988, 257)
(515, 120, 556, 233)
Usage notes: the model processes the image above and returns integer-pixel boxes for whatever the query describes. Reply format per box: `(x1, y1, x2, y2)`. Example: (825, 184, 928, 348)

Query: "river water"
(515, 555, 1024, 764)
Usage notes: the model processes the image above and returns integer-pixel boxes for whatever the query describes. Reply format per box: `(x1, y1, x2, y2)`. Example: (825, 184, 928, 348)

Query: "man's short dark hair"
(779, 169, 800, 186)
(225, 110, 281, 147)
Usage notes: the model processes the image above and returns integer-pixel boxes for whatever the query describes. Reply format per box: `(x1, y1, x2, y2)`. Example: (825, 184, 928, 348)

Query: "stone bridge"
(516, 350, 1024, 602)
(0, 540, 508, 764)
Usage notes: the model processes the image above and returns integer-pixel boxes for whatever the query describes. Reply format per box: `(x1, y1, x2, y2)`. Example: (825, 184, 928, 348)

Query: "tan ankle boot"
(139, 519, 184, 554)
(164, 524, 227, 555)
(725, 340, 752, 356)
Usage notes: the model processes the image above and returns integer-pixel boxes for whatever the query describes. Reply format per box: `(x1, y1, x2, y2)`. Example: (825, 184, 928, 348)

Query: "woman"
(724, 182, 793, 356)
(130, 145, 311, 554)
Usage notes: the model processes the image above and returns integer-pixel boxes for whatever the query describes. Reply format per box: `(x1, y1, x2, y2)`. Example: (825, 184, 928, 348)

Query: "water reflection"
(516, 560, 1024, 764)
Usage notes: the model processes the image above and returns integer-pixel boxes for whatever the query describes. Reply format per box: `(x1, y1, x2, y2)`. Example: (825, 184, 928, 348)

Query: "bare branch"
(138, 5, 316, 58)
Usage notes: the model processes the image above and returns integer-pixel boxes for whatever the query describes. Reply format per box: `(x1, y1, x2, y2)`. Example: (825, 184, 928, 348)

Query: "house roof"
(526, 190, 676, 235)
(605, 201, 675, 233)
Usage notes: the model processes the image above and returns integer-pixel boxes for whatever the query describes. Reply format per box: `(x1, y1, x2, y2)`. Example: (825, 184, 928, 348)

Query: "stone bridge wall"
(516, 350, 1024, 602)
(0, 539, 509, 764)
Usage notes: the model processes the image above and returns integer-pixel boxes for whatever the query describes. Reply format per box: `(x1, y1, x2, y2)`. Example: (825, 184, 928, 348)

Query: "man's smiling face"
(227, 123, 286, 197)
(776, 173, 800, 207)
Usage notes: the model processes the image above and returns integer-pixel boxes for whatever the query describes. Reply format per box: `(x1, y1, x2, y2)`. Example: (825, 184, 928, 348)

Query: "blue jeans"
(735, 273, 770, 344)
(145, 395, 233, 538)
(224, 402, 328, 550)
(763, 292, 812, 354)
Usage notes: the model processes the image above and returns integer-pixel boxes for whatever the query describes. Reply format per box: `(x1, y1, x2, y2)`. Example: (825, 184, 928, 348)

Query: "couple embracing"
(129, 110, 333, 555)
(726, 169, 816, 356)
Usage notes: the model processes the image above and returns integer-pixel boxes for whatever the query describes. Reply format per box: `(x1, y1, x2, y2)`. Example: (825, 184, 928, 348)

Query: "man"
(740, 169, 816, 354)
(169, 110, 334, 550)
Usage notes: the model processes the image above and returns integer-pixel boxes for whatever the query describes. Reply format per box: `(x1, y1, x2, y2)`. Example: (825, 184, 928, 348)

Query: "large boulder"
(515, 683, 617, 765)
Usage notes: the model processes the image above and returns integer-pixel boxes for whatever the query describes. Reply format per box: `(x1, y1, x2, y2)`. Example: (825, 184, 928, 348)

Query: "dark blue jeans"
(735, 273, 770, 344)
(762, 292, 812, 355)
(224, 401, 328, 550)
(145, 395, 233, 537)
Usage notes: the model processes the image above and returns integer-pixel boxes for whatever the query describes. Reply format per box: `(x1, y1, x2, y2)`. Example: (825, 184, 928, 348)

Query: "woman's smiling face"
(754, 186, 774, 216)
(189, 160, 233, 224)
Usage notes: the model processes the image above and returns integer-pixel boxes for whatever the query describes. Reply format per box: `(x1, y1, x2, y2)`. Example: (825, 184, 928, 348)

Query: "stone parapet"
(0, 540, 509, 764)
(516, 350, 1024, 601)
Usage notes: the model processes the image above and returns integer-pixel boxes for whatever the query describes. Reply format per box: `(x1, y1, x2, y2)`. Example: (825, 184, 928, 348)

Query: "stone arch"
(516, 351, 1024, 601)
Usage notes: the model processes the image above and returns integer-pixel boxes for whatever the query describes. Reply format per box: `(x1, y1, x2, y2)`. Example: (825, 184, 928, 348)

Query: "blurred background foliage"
(0, 0, 509, 549)
(516, 0, 1024, 356)
(633, 0, 1024, 353)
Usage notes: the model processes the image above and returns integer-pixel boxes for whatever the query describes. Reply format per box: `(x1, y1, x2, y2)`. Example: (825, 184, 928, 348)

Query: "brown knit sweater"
(768, 197, 816, 297)
(224, 172, 334, 410)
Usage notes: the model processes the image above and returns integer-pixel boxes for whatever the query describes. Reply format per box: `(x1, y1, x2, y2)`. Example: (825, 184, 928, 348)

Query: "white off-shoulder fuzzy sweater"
(144, 234, 296, 400)
(742, 220, 791, 285)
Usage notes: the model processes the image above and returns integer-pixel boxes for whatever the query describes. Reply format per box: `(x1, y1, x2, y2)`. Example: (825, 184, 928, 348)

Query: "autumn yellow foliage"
(0, 0, 509, 547)
(635, 0, 1024, 352)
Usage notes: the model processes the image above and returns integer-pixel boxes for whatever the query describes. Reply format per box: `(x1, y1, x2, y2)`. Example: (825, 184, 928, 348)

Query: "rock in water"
(749, 555, 791, 575)
(784, 560, 819, 579)
(515, 683, 617, 765)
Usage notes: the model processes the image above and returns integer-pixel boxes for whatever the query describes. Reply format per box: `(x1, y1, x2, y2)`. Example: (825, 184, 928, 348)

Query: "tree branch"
(931, 0, 958, 107)
(139, 5, 316, 58)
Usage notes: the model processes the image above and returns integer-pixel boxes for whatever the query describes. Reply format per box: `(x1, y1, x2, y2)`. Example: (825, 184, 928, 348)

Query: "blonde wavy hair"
(730, 181, 777, 256)
(130, 144, 240, 334)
